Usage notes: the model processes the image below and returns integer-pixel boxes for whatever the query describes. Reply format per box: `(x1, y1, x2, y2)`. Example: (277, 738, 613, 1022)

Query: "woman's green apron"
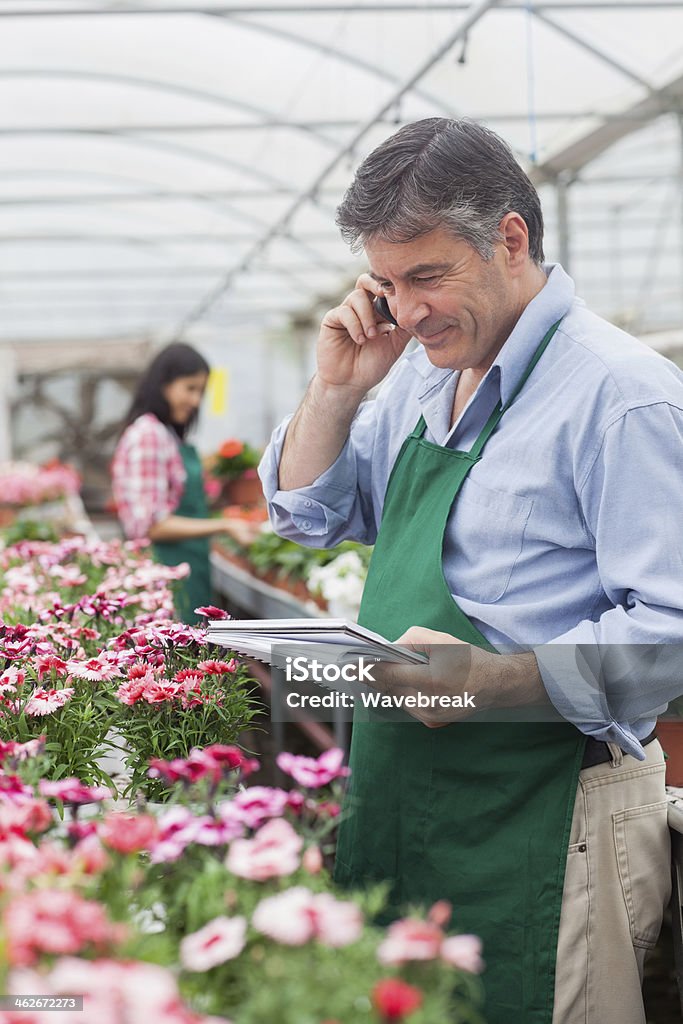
(335, 323, 586, 1024)
(153, 441, 212, 623)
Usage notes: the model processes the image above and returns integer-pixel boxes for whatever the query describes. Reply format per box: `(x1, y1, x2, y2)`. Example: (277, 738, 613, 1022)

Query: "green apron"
(335, 323, 586, 1024)
(153, 441, 212, 624)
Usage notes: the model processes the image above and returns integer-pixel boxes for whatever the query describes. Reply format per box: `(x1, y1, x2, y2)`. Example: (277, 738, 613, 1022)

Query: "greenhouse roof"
(1, 0, 683, 343)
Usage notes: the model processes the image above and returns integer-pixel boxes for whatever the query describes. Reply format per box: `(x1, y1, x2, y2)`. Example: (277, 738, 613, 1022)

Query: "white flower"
(307, 553, 367, 619)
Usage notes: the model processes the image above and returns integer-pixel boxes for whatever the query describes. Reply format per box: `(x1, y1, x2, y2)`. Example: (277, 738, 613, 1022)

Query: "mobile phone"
(373, 294, 399, 327)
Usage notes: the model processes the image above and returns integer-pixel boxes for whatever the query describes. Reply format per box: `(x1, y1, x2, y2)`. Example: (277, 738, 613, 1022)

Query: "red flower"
(219, 439, 244, 459)
(372, 979, 423, 1021)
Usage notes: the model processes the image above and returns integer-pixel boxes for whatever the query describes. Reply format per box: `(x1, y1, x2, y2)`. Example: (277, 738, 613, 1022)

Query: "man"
(260, 118, 681, 1024)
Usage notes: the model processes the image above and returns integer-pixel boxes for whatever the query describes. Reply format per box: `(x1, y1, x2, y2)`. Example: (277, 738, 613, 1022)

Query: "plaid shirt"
(111, 414, 186, 540)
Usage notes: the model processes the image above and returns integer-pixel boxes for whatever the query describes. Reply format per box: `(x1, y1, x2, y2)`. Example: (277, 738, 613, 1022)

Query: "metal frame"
(0, 3, 681, 15)
(0, 1, 681, 340)
(173, 0, 504, 336)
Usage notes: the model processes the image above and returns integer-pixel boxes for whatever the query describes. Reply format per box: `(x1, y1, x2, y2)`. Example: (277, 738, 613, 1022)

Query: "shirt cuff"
(534, 643, 647, 760)
(258, 418, 361, 542)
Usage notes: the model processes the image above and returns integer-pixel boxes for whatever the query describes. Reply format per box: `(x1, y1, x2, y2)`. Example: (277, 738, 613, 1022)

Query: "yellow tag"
(207, 368, 228, 416)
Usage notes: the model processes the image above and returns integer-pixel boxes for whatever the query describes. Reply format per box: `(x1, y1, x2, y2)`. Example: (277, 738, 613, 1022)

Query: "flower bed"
(0, 535, 485, 1022)
(0, 537, 259, 787)
(0, 461, 80, 508)
(0, 742, 485, 1023)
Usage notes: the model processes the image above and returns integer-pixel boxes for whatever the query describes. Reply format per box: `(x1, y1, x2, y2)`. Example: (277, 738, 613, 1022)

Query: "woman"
(111, 343, 257, 622)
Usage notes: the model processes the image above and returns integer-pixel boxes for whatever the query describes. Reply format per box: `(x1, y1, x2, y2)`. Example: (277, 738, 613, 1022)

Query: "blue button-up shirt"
(260, 265, 683, 759)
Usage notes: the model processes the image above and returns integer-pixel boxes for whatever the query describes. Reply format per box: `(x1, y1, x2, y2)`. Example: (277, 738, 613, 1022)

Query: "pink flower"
(440, 934, 485, 973)
(195, 606, 229, 620)
(376, 904, 484, 974)
(0, 667, 25, 693)
(196, 659, 237, 675)
(180, 916, 247, 971)
(150, 807, 202, 863)
(40, 778, 111, 805)
(100, 813, 159, 854)
(0, 797, 52, 837)
(276, 747, 349, 788)
(9, 957, 212, 1024)
(252, 887, 362, 947)
(4, 890, 121, 965)
(226, 817, 302, 881)
(302, 845, 323, 874)
(35, 654, 69, 680)
(0, 774, 33, 800)
(377, 917, 443, 965)
(141, 678, 177, 703)
(24, 686, 75, 716)
(115, 677, 149, 705)
(0, 736, 45, 764)
(149, 746, 258, 787)
(67, 657, 121, 682)
(230, 787, 289, 829)
(311, 892, 363, 947)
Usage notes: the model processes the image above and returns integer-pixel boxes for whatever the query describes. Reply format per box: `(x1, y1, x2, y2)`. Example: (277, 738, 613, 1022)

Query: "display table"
(210, 546, 349, 754)
(210, 546, 322, 620)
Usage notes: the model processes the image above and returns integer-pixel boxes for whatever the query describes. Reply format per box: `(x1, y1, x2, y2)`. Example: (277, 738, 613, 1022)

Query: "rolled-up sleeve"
(259, 398, 383, 548)
(536, 401, 683, 758)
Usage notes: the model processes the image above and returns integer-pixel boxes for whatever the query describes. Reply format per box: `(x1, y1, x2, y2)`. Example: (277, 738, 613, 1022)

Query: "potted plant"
(212, 439, 263, 505)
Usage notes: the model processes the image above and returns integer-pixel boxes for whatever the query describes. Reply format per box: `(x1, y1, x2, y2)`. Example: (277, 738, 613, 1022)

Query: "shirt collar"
(405, 263, 576, 407)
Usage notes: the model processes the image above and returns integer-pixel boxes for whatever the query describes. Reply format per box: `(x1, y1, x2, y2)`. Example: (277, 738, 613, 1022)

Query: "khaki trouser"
(553, 738, 671, 1024)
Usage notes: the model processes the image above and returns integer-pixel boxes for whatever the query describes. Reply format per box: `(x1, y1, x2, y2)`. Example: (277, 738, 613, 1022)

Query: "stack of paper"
(206, 618, 427, 667)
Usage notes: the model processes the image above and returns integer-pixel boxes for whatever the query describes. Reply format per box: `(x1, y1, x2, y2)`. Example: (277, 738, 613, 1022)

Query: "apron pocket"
(612, 800, 670, 949)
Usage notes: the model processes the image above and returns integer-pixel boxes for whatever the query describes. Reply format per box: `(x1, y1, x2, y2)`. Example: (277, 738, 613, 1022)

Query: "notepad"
(206, 618, 427, 667)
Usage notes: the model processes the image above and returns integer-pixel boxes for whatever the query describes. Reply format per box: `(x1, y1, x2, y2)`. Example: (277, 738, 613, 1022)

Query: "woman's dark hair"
(123, 342, 210, 439)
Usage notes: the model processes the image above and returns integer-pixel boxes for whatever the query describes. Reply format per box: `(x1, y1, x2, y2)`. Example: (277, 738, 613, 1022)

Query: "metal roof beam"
(0, 3, 680, 15)
(0, 264, 342, 282)
(532, 78, 683, 182)
(174, 0, 503, 336)
(0, 69, 340, 151)
(220, 13, 456, 121)
(0, 186, 320, 205)
(1, 111, 675, 134)
(532, 9, 657, 95)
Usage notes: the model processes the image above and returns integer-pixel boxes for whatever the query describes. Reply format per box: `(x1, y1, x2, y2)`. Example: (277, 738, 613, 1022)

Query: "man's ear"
(498, 212, 530, 273)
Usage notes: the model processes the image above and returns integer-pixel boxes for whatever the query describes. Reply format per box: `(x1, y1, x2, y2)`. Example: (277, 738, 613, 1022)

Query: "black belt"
(581, 729, 657, 770)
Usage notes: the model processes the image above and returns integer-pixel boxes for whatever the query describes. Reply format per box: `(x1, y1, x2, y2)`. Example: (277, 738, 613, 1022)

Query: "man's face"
(365, 226, 520, 373)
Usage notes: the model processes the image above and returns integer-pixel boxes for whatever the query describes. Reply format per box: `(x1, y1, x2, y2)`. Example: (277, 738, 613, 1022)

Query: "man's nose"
(393, 291, 430, 332)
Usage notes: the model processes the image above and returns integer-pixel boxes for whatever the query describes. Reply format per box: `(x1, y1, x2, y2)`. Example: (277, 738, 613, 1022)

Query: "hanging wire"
(525, 1, 538, 165)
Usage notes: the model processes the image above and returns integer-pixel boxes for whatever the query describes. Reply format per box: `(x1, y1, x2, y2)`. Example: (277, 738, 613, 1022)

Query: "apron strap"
(411, 319, 562, 460)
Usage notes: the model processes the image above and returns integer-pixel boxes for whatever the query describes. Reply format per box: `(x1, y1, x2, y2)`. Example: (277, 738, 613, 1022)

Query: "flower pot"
(223, 475, 263, 506)
(657, 719, 683, 786)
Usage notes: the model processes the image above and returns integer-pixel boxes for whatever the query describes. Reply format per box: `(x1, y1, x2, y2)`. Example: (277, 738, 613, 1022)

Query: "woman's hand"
(218, 517, 263, 548)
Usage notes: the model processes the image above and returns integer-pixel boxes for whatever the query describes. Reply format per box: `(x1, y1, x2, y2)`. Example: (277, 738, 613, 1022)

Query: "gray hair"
(336, 118, 544, 264)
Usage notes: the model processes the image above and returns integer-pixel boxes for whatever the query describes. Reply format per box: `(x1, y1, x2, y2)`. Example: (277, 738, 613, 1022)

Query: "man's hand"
(317, 273, 413, 395)
(371, 626, 550, 728)
(279, 274, 412, 491)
